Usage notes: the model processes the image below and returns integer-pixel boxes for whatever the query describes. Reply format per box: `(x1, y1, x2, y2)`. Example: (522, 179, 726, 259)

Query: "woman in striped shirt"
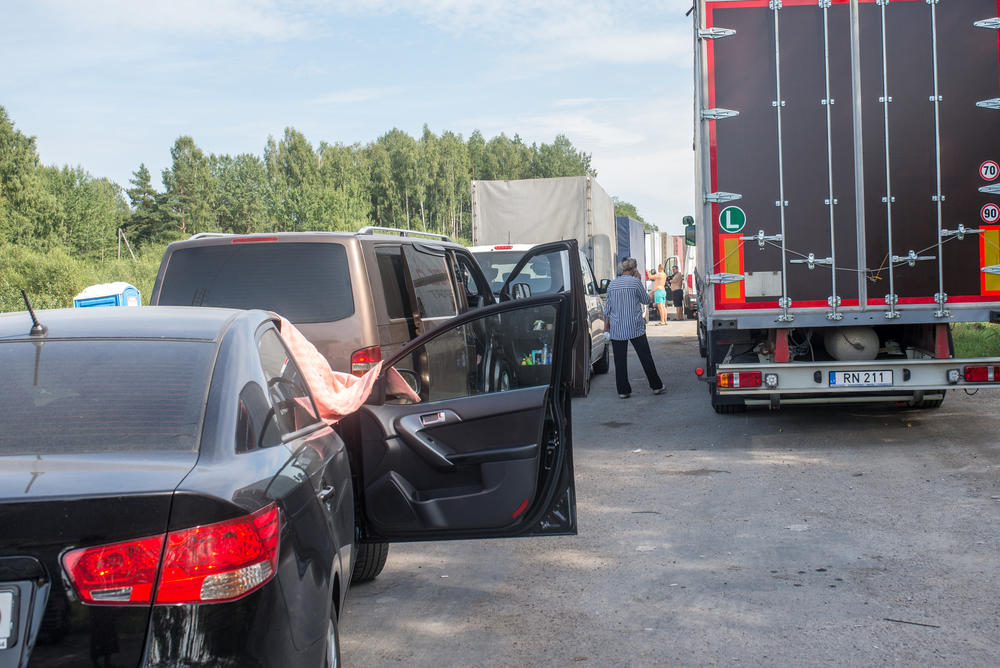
(603, 258, 664, 399)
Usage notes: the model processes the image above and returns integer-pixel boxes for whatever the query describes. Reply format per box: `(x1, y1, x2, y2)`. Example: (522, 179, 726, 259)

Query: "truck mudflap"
(712, 357, 1000, 402)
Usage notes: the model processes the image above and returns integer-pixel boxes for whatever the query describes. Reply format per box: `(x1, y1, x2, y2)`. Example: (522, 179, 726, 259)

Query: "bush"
(0, 242, 164, 312)
(951, 321, 1000, 358)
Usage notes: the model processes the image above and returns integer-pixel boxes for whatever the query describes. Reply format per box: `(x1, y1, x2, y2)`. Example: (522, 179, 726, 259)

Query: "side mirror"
(511, 283, 532, 300)
(394, 369, 422, 396)
(597, 279, 610, 294)
(684, 218, 696, 247)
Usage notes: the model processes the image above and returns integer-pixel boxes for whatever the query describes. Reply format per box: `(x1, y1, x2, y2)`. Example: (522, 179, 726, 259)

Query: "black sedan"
(0, 298, 575, 667)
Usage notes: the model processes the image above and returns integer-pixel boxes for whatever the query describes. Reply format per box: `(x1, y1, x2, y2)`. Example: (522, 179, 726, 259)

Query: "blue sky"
(1, 0, 695, 232)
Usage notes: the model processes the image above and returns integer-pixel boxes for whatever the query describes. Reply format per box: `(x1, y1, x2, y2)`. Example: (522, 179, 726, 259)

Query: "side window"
(376, 248, 412, 320)
(258, 329, 319, 436)
(387, 303, 559, 404)
(236, 382, 282, 452)
(505, 249, 572, 297)
(580, 251, 597, 296)
(403, 247, 457, 318)
(455, 254, 490, 309)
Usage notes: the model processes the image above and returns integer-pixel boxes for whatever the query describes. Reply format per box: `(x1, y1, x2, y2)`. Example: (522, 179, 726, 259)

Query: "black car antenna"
(21, 289, 48, 336)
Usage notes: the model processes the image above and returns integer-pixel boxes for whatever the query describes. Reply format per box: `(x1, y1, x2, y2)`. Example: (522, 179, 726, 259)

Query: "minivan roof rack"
(188, 232, 230, 240)
(357, 226, 452, 242)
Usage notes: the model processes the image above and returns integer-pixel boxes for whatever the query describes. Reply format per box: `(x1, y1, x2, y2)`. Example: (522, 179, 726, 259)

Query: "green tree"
(0, 106, 59, 245)
(125, 163, 174, 246)
(213, 153, 270, 234)
(317, 142, 372, 230)
(530, 134, 595, 178)
(38, 165, 128, 257)
(161, 136, 216, 235)
(613, 197, 657, 231)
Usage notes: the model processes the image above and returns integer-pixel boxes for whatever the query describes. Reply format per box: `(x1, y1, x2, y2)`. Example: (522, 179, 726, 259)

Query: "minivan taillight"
(351, 345, 381, 376)
(63, 504, 280, 606)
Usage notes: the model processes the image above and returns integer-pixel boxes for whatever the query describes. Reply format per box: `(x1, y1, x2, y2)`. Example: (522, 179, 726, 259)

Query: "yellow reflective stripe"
(722, 234, 744, 302)
(982, 227, 1000, 295)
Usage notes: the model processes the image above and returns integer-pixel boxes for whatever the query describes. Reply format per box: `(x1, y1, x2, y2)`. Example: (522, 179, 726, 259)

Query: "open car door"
(497, 240, 592, 396)
(354, 294, 575, 541)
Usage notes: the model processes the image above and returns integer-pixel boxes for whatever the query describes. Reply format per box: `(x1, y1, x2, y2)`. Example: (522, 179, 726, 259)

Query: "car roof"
(0, 306, 268, 342)
(468, 244, 536, 253)
(167, 231, 468, 252)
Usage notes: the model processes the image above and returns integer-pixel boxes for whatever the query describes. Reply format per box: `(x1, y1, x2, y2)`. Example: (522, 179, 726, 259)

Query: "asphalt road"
(341, 321, 1000, 666)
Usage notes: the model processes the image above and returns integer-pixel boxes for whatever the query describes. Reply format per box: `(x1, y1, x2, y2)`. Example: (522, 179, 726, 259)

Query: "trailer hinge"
(741, 229, 783, 250)
(790, 253, 833, 270)
(818, 0, 832, 8)
(701, 108, 740, 120)
(776, 297, 794, 323)
(827, 296, 843, 321)
(769, 0, 782, 10)
(708, 273, 745, 285)
(824, 198, 839, 205)
(977, 98, 1000, 110)
(941, 224, 982, 241)
(931, 194, 945, 202)
(934, 292, 950, 319)
(980, 184, 1000, 195)
(891, 250, 935, 268)
(981, 265, 1000, 276)
(698, 27, 735, 39)
(973, 17, 1000, 29)
(704, 191, 742, 204)
(884, 293, 901, 319)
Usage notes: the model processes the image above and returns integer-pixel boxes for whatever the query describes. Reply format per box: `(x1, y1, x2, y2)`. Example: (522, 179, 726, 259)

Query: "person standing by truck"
(668, 265, 684, 321)
(650, 264, 669, 324)
(604, 258, 664, 399)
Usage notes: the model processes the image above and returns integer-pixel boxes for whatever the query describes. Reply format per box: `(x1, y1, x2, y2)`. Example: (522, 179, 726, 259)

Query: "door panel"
(357, 295, 576, 541)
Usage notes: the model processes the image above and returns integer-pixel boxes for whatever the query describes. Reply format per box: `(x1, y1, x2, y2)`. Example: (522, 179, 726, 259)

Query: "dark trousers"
(611, 335, 662, 395)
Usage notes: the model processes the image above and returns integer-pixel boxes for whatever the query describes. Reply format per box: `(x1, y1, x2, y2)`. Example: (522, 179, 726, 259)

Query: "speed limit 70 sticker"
(981, 160, 999, 181)
(983, 203, 1000, 224)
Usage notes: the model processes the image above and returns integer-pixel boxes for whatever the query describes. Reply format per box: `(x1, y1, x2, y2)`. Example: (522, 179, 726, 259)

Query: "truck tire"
(593, 343, 610, 374)
(707, 330, 745, 414)
(352, 542, 389, 583)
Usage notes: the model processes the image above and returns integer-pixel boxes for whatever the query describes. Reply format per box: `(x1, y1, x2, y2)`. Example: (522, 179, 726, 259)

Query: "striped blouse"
(604, 275, 649, 341)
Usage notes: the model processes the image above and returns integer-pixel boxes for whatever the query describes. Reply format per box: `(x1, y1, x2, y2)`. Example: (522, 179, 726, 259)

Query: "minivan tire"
(593, 343, 609, 374)
(351, 542, 389, 583)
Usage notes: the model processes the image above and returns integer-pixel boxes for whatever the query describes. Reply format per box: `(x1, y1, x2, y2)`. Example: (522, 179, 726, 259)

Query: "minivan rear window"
(157, 243, 354, 323)
(0, 340, 215, 455)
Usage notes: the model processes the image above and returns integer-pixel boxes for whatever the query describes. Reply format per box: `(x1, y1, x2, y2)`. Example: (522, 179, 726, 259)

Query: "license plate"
(0, 590, 14, 650)
(829, 370, 893, 387)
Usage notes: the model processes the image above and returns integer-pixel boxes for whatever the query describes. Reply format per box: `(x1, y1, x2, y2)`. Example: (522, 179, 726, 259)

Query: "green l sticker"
(719, 206, 746, 233)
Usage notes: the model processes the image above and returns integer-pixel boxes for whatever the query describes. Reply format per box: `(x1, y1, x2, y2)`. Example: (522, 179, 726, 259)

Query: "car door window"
(455, 253, 490, 309)
(386, 302, 560, 404)
(579, 251, 597, 296)
(504, 249, 572, 297)
(258, 329, 319, 435)
(235, 381, 282, 452)
(403, 247, 457, 318)
(375, 247, 412, 320)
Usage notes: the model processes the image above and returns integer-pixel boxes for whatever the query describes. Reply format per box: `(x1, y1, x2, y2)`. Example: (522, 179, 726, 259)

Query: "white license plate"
(829, 370, 893, 387)
(0, 590, 13, 649)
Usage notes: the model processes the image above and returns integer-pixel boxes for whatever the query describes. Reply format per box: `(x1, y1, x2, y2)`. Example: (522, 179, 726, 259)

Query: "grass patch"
(952, 322, 1000, 358)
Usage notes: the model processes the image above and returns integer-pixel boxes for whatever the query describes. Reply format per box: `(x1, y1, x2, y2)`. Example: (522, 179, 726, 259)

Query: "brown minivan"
(150, 228, 495, 376)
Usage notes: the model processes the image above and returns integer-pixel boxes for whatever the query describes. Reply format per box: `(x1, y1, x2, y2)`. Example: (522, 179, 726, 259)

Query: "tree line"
(0, 105, 608, 258)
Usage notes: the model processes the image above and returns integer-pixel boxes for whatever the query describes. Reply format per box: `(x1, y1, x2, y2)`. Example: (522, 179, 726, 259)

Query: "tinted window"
(158, 243, 354, 324)
(376, 248, 411, 320)
(0, 340, 214, 454)
(403, 248, 456, 318)
(580, 251, 597, 296)
(504, 249, 572, 296)
(456, 254, 490, 308)
(235, 382, 280, 453)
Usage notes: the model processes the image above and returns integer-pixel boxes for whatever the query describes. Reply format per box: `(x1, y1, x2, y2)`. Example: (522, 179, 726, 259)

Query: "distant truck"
(471, 176, 618, 285)
(616, 216, 647, 278)
(692, 0, 1000, 412)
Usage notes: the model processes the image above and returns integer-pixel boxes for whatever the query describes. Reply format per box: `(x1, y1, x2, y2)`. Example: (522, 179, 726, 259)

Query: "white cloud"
(312, 87, 399, 105)
(39, 0, 310, 39)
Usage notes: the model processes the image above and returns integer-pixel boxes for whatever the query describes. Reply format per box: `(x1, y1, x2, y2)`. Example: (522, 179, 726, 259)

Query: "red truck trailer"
(693, 0, 1000, 412)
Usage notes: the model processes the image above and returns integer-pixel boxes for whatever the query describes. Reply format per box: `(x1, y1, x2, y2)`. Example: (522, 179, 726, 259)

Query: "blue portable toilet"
(73, 282, 142, 308)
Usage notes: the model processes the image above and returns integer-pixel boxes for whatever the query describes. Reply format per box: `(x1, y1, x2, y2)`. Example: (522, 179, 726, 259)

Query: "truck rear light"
(231, 236, 278, 243)
(63, 504, 281, 606)
(717, 371, 762, 388)
(687, 275, 694, 290)
(493, 245, 513, 250)
(351, 346, 382, 376)
(63, 535, 165, 604)
(156, 503, 280, 604)
(963, 365, 1000, 383)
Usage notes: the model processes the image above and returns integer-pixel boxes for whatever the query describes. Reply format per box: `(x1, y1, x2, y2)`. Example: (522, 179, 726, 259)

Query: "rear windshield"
(0, 340, 215, 455)
(158, 243, 354, 323)
(473, 251, 527, 295)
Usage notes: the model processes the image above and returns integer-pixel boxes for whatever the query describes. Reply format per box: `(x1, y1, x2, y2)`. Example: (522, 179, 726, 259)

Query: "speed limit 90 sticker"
(983, 203, 1000, 224)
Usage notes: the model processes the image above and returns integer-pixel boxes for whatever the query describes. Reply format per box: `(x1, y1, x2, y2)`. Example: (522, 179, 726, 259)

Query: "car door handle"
(317, 485, 336, 502)
(396, 410, 462, 471)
